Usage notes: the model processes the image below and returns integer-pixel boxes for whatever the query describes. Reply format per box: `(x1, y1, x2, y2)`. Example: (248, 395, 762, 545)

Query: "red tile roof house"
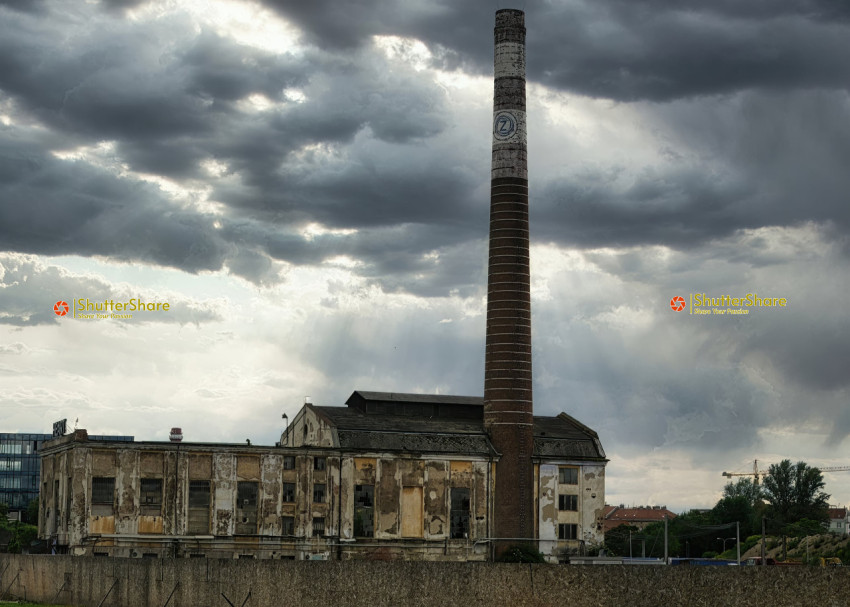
(602, 505, 677, 533)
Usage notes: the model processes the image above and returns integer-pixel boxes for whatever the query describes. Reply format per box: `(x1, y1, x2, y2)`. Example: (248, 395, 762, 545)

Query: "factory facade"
(39, 391, 605, 562)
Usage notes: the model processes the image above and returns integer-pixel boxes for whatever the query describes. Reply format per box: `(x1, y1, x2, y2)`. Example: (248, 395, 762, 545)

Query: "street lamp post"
(717, 536, 736, 553)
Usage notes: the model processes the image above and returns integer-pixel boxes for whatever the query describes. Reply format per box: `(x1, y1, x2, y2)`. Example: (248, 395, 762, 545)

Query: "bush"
(497, 544, 547, 563)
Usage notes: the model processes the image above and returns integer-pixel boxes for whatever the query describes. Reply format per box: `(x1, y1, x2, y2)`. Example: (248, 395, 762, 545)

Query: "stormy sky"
(1, 0, 848, 511)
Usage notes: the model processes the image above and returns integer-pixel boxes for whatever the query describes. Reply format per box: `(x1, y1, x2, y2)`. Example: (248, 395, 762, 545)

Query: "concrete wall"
(2, 554, 849, 607)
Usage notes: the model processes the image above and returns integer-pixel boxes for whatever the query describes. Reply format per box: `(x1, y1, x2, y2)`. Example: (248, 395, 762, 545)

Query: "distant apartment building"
(0, 432, 132, 522)
(602, 505, 677, 533)
(828, 507, 849, 536)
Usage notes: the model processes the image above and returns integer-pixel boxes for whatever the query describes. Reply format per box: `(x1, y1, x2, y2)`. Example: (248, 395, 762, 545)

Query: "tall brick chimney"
(484, 8, 534, 547)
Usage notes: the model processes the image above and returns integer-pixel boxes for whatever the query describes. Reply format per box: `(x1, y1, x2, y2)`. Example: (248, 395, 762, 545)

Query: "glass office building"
(0, 433, 133, 521)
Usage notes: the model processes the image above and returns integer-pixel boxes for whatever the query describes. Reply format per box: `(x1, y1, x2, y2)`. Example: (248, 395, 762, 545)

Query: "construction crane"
(722, 459, 850, 484)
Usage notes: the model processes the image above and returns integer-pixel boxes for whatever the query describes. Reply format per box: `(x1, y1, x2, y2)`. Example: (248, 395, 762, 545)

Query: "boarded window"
(313, 484, 325, 503)
(236, 481, 258, 534)
(354, 485, 374, 538)
(188, 481, 210, 534)
(313, 517, 325, 536)
(558, 467, 578, 485)
(140, 479, 163, 516)
(283, 456, 295, 470)
(282, 516, 295, 536)
(282, 483, 296, 503)
(91, 477, 114, 516)
(401, 487, 423, 538)
(558, 494, 578, 511)
(314, 457, 326, 471)
(450, 488, 470, 539)
(558, 523, 578, 540)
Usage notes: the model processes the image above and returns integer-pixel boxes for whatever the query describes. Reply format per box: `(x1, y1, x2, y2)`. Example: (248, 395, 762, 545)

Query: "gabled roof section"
(345, 391, 484, 420)
(314, 405, 495, 456)
(533, 413, 606, 460)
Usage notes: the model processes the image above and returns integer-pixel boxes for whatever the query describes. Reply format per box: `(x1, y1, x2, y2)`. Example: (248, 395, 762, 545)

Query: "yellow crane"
(722, 459, 850, 483)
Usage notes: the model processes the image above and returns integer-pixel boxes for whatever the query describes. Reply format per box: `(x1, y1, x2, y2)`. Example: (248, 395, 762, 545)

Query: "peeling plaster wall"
(536, 461, 606, 561)
(39, 437, 543, 562)
(285, 407, 336, 448)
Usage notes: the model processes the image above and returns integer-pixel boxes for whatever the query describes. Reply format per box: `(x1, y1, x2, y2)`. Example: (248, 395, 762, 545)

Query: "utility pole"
(736, 521, 741, 566)
(664, 515, 668, 565)
(761, 517, 766, 565)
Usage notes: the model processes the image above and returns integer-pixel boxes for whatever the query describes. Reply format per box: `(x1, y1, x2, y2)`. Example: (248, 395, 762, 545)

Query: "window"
(283, 456, 295, 470)
(354, 485, 374, 538)
(558, 494, 578, 511)
(558, 467, 578, 485)
(313, 484, 325, 503)
(188, 481, 210, 534)
(236, 481, 258, 534)
(0, 442, 22, 455)
(450, 488, 470, 539)
(314, 457, 326, 471)
(282, 516, 295, 535)
(282, 483, 296, 503)
(140, 479, 162, 516)
(91, 477, 115, 516)
(0, 459, 21, 471)
(312, 517, 325, 536)
(558, 523, 578, 540)
(401, 487, 424, 538)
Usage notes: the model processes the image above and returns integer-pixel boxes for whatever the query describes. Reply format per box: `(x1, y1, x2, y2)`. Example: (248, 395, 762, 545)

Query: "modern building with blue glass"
(0, 432, 132, 522)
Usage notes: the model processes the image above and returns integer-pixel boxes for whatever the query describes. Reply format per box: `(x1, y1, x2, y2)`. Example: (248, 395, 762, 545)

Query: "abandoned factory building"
(39, 391, 606, 561)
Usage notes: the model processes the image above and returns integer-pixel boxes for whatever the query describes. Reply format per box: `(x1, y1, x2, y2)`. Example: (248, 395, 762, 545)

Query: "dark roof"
(314, 405, 494, 455)
(315, 406, 485, 434)
(314, 394, 606, 460)
(348, 391, 484, 406)
(533, 413, 605, 459)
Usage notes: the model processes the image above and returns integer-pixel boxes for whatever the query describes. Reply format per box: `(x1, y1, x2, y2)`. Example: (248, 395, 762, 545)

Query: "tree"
(26, 498, 39, 526)
(603, 524, 640, 557)
(723, 477, 761, 507)
(762, 459, 829, 527)
(712, 495, 755, 537)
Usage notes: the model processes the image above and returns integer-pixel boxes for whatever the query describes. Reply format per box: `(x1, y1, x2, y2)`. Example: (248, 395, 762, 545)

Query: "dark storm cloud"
(263, 0, 850, 101)
(532, 90, 850, 251)
(0, 131, 229, 273)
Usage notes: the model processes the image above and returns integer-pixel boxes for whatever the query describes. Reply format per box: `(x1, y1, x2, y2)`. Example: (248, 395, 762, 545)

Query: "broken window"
(312, 517, 325, 536)
(450, 488, 470, 539)
(281, 515, 295, 536)
(313, 483, 325, 503)
(188, 481, 210, 534)
(558, 523, 578, 540)
(236, 481, 258, 534)
(140, 479, 163, 516)
(558, 467, 578, 485)
(354, 484, 374, 538)
(314, 457, 326, 471)
(91, 477, 115, 516)
(283, 456, 295, 470)
(558, 494, 578, 511)
(282, 482, 296, 503)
